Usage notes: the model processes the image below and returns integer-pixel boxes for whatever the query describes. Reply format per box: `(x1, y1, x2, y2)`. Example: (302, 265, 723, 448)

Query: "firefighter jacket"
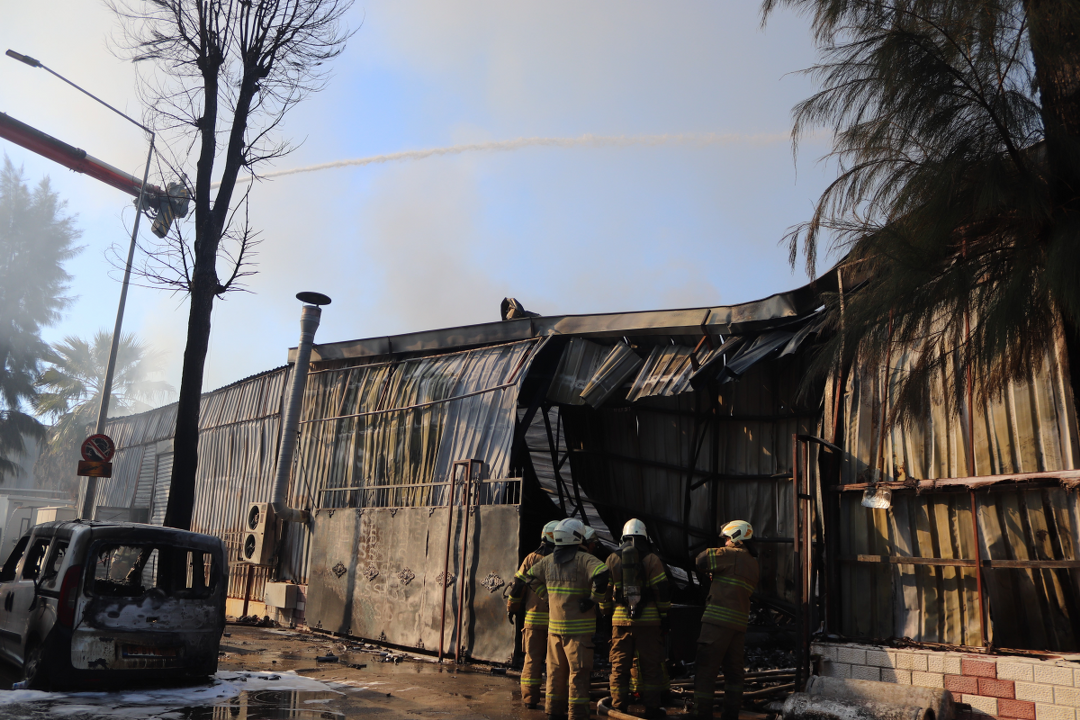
(508, 547, 551, 628)
(600, 546, 671, 627)
(526, 549, 609, 636)
(695, 545, 759, 631)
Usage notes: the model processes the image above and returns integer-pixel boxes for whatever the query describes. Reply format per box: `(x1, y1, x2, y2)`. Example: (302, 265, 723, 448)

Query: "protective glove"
(507, 609, 518, 625)
(578, 598, 595, 613)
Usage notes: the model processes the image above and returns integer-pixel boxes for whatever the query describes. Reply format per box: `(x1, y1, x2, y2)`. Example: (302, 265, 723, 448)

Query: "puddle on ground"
(0, 671, 348, 720)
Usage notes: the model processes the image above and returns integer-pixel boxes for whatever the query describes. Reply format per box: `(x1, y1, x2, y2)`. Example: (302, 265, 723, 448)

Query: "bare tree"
(111, 0, 353, 529)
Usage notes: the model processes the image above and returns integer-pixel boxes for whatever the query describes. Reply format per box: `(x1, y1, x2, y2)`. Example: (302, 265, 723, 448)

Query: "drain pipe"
(272, 291, 332, 524)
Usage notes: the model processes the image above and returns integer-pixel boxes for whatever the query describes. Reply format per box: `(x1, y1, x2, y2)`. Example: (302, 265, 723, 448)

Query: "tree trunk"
(163, 260, 218, 530)
(1025, 0, 1080, 187)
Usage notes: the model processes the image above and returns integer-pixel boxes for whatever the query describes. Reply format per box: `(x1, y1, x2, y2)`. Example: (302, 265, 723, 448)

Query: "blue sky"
(0, 1, 837, 402)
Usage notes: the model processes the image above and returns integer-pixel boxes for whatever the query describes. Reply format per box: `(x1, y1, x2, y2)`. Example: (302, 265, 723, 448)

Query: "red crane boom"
(0, 111, 167, 204)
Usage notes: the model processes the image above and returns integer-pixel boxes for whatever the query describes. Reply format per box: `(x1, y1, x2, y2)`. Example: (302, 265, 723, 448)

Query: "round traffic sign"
(81, 434, 116, 462)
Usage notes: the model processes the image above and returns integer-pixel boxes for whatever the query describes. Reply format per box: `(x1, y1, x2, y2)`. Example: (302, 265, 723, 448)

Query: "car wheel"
(23, 641, 50, 690)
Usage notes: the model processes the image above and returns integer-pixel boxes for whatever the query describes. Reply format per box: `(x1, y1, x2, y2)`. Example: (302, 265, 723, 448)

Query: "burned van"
(0, 520, 227, 689)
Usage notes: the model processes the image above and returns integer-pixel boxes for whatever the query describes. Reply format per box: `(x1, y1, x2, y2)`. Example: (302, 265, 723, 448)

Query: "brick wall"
(813, 643, 1080, 720)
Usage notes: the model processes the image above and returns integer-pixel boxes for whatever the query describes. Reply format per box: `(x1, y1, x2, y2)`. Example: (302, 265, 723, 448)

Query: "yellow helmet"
(722, 520, 753, 545)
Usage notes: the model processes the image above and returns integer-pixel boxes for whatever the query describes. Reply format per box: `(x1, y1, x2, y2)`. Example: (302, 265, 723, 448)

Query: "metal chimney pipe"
(272, 293, 330, 523)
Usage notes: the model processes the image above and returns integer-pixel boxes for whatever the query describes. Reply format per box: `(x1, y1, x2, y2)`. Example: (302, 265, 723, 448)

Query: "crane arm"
(0, 111, 166, 206)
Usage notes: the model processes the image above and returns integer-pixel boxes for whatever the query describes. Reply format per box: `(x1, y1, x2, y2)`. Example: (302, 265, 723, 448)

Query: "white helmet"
(583, 526, 596, 542)
(553, 518, 587, 546)
(722, 520, 753, 545)
(621, 518, 648, 541)
(542, 520, 559, 543)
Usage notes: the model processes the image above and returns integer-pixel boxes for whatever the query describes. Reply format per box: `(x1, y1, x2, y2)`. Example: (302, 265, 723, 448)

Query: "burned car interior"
(90, 544, 217, 600)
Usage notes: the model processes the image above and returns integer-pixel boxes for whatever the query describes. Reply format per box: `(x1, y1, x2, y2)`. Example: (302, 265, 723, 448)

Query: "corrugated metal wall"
(98, 340, 544, 608)
(98, 368, 289, 601)
(834, 339, 1080, 650)
(279, 338, 544, 584)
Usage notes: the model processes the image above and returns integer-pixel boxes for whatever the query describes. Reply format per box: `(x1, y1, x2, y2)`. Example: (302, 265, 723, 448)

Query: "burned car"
(0, 520, 227, 689)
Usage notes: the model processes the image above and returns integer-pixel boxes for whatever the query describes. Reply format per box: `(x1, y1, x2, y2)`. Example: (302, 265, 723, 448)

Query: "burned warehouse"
(82, 269, 1080, 714)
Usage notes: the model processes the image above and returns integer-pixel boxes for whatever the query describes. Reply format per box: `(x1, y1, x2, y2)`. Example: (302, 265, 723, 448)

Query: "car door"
(1, 532, 52, 662)
(0, 534, 29, 662)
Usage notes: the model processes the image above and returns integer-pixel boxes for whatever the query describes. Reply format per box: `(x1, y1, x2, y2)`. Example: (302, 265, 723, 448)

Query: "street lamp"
(7, 49, 156, 520)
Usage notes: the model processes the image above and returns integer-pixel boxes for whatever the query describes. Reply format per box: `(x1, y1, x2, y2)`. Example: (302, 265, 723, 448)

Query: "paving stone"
(1036, 666, 1076, 687)
(913, 671, 945, 689)
(867, 650, 894, 668)
(1037, 704, 1077, 720)
(898, 653, 929, 671)
(998, 663, 1037, 683)
(882, 668, 912, 685)
(963, 658, 997, 679)
(852, 665, 881, 682)
(1056, 687, 1080, 709)
(837, 647, 867, 665)
(964, 694, 998, 716)
(978, 677, 1016, 699)
(945, 675, 979, 695)
(825, 662, 852, 679)
(998, 699, 1038, 720)
(1018, 683, 1057, 704)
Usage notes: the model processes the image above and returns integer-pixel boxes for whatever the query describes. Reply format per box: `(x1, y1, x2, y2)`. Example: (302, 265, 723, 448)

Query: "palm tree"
(34, 331, 173, 491)
(761, 0, 1080, 422)
(0, 157, 81, 481)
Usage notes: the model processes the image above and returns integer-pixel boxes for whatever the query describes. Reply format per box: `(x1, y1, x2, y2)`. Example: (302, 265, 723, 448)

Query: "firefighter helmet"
(542, 520, 559, 543)
(584, 526, 596, 542)
(553, 518, 587, 546)
(621, 518, 648, 541)
(721, 520, 754, 545)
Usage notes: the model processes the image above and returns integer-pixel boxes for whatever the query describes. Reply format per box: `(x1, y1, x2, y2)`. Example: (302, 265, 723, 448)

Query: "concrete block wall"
(813, 643, 1080, 720)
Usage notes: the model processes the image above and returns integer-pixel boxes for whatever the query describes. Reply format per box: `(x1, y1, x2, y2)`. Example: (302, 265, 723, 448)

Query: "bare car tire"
(23, 641, 50, 690)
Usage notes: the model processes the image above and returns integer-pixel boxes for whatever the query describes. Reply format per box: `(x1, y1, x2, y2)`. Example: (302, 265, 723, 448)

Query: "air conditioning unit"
(242, 502, 277, 566)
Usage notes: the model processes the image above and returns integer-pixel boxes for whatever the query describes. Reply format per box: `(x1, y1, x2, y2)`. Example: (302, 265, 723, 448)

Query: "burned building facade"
(85, 271, 1080, 687)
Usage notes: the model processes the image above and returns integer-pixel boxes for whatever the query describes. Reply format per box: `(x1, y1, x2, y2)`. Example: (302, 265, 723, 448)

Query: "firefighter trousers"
(546, 633, 594, 720)
(609, 625, 664, 710)
(693, 623, 745, 720)
(520, 626, 547, 705)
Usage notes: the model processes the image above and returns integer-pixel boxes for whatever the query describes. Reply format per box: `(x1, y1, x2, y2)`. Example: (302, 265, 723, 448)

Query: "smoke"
(216, 132, 790, 187)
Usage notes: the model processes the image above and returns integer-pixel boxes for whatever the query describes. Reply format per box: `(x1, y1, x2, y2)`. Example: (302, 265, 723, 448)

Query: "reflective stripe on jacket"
(601, 551, 671, 626)
(695, 546, 758, 631)
(526, 550, 607, 636)
(509, 551, 550, 628)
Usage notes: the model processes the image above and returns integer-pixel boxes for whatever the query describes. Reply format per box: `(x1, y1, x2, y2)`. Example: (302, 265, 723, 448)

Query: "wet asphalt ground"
(0, 624, 541, 719)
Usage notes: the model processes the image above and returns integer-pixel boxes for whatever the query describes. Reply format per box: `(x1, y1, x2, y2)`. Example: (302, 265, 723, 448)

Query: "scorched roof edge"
(291, 271, 835, 364)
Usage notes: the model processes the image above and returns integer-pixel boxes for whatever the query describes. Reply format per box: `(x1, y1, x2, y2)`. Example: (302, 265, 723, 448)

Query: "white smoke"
(215, 132, 790, 187)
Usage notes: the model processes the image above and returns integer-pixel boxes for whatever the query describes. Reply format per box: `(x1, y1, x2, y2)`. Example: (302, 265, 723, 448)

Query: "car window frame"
(0, 535, 30, 583)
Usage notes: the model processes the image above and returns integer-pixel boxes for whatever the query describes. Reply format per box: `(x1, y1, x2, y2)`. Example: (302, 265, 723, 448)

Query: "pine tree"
(0, 157, 80, 481)
(763, 0, 1080, 421)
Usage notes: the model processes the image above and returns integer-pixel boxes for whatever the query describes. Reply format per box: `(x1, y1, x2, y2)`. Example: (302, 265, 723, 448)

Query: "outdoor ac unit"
(242, 502, 277, 566)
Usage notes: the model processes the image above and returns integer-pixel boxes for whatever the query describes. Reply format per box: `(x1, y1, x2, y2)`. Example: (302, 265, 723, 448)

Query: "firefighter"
(526, 518, 610, 720)
(601, 519, 670, 719)
(583, 525, 600, 556)
(691, 520, 759, 720)
(508, 520, 560, 709)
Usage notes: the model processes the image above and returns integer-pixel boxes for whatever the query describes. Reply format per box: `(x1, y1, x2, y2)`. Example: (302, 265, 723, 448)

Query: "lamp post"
(7, 50, 155, 520)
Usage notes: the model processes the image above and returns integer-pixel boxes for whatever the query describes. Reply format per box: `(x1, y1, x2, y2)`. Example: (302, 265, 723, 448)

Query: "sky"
(0, 1, 837, 406)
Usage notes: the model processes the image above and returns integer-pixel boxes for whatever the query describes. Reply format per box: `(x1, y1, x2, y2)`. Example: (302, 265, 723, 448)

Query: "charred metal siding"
(96, 368, 289, 602)
(560, 352, 816, 604)
(832, 339, 1080, 650)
